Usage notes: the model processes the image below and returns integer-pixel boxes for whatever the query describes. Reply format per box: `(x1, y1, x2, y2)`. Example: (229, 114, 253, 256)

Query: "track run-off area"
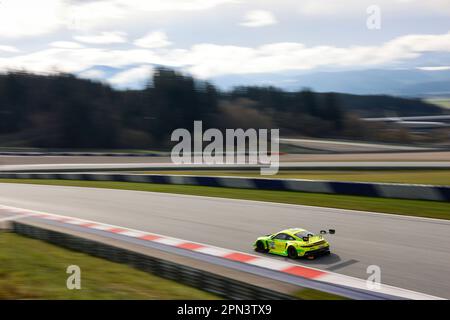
(0, 182, 449, 299)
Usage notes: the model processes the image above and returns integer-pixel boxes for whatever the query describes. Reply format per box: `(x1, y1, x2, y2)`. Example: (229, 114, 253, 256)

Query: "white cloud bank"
(185, 31, 450, 77)
(240, 10, 277, 27)
(2, 31, 450, 85)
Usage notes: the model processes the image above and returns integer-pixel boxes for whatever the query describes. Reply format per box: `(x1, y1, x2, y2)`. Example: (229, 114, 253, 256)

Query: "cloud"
(0, 47, 164, 74)
(2, 31, 450, 83)
(0, 45, 20, 53)
(134, 31, 172, 49)
(109, 65, 155, 88)
(66, 0, 240, 30)
(240, 10, 278, 27)
(296, 0, 450, 16)
(49, 41, 85, 49)
(73, 32, 127, 44)
(0, 0, 239, 37)
(0, 0, 64, 37)
(69, 0, 239, 13)
(417, 66, 450, 71)
(184, 31, 450, 77)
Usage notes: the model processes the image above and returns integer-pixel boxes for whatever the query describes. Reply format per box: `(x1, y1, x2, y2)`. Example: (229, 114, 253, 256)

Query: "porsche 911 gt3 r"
(253, 228, 332, 259)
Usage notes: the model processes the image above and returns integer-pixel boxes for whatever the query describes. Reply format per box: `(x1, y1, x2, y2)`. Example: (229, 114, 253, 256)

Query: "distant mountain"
(78, 65, 122, 79)
(400, 80, 450, 97)
(211, 69, 450, 97)
(78, 65, 450, 98)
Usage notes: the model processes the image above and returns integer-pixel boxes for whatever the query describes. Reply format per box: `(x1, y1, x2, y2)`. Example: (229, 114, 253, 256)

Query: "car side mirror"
(302, 236, 309, 241)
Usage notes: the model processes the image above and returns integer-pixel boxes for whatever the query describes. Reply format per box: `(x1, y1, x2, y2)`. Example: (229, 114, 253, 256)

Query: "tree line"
(0, 68, 444, 149)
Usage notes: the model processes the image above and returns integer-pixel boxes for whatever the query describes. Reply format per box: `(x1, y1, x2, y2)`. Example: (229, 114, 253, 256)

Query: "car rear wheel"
(287, 246, 298, 259)
(255, 241, 268, 253)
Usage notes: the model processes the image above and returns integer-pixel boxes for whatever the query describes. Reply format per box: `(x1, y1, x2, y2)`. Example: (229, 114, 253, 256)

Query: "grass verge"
(426, 98, 450, 109)
(294, 288, 348, 300)
(138, 170, 450, 186)
(0, 232, 344, 300)
(0, 232, 218, 299)
(0, 179, 448, 220)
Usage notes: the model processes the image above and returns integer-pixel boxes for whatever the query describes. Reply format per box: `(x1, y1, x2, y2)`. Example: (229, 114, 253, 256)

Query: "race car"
(253, 228, 334, 259)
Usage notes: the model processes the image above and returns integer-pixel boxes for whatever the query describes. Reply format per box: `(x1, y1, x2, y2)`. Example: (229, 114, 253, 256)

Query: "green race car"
(253, 228, 333, 259)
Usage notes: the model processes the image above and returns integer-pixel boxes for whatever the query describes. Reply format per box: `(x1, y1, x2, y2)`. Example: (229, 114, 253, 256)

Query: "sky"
(0, 0, 449, 89)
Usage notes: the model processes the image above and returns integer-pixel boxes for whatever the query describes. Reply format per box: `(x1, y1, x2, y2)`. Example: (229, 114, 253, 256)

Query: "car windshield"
(295, 231, 315, 238)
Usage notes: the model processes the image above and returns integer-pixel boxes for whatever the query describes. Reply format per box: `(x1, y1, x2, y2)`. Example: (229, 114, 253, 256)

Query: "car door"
(271, 233, 289, 254)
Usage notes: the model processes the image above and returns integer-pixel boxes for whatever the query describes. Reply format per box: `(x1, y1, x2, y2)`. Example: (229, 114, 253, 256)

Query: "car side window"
(273, 233, 288, 240)
(286, 235, 295, 241)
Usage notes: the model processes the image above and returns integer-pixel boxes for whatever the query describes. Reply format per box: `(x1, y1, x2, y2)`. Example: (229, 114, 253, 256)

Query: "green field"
(0, 179, 448, 220)
(426, 98, 450, 109)
(140, 170, 450, 186)
(0, 232, 218, 299)
(295, 289, 348, 300)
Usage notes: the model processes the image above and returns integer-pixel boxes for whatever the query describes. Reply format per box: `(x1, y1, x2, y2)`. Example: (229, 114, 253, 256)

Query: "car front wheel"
(255, 241, 269, 253)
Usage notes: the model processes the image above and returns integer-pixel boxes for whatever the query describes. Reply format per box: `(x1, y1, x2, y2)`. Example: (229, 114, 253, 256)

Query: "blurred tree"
(301, 88, 319, 117)
(0, 69, 442, 149)
(322, 92, 343, 131)
(148, 68, 218, 144)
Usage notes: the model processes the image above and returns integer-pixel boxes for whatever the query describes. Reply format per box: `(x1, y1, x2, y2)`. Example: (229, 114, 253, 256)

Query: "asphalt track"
(279, 138, 434, 152)
(1, 151, 450, 166)
(0, 183, 449, 299)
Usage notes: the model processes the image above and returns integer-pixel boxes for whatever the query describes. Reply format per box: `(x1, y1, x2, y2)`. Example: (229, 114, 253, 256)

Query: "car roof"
(278, 228, 305, 236)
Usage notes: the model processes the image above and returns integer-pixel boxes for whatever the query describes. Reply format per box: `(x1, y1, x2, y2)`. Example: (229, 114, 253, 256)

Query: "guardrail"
(0, 172, 448, 202)
(12, 221, 296, 300)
